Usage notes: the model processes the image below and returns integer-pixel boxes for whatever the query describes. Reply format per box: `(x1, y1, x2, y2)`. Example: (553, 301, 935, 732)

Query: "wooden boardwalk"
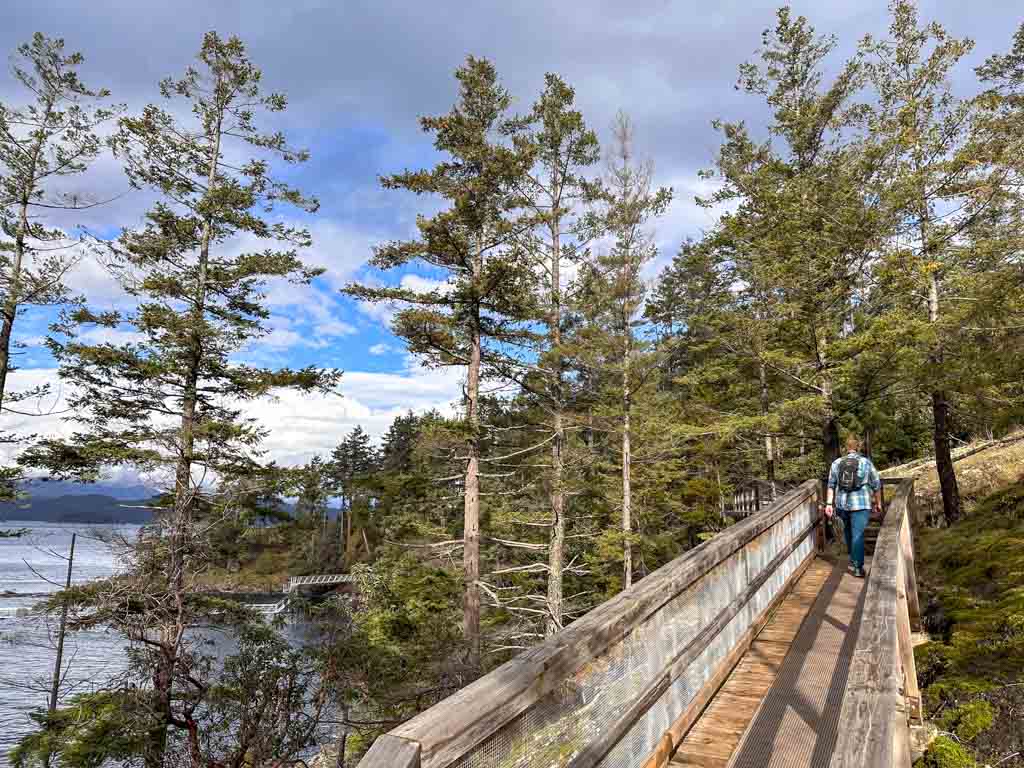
(670, 555, 867, 768)
(357, 481, 921, 768)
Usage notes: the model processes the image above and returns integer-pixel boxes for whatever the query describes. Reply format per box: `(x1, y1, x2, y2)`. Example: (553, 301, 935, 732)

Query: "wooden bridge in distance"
(358, 478, 923, 768)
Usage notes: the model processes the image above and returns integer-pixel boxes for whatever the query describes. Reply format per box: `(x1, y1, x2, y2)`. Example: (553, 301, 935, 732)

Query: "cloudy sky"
(3, 0, 1021, 473)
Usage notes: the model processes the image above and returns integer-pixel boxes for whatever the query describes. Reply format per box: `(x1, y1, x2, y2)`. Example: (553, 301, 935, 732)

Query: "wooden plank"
(893, 699, 913, 768)
(356, 734, 420, 768)
(672, 558, 833, 768)
(387, 481, 818, 768)
(829, 479, 914, 768)
(900, 503, 922, 630)
(639, 551, 819, 768)
(570, 518, 819, 768)
(895, 522, 922, 723)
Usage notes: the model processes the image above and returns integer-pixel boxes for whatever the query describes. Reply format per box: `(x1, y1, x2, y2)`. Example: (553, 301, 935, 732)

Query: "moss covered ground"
(913, 480, 1024, 767)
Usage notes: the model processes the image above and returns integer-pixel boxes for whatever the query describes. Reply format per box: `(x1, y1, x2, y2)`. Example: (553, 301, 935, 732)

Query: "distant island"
(0, 493, 157, 524)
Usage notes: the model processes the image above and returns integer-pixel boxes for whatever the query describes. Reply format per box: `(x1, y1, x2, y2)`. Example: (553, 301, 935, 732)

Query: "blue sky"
(2, 0, 1022, 472)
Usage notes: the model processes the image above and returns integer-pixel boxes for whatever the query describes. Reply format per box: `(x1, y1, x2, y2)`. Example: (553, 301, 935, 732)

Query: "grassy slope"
(882, 431, 1024, 519)
(913, 477, 1024, 767)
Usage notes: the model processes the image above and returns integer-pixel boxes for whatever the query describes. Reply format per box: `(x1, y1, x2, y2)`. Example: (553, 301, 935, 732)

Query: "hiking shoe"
(853, 566, 866, 579)
(847, 563, 857, 575)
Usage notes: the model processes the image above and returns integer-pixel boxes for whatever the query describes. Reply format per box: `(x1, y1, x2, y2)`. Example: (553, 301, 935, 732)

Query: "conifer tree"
(346, 57, 531, 666)
(700, 8, 887, 476)
(861, 0, 978, 522)
(328, 425, 379, 568)
(579, 112, 670, 589)
(24, 32, 337, 765)
(511, 73, 600, 634)
(0, 34, 118, 496)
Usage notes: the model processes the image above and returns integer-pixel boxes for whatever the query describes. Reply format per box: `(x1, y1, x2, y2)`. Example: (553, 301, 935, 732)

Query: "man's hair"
(845, 434, 863, 453)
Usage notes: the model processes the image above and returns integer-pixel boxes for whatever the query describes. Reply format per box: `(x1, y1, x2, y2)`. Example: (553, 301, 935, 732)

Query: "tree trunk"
(48, 532, 75, 712)
(928, 274, 961, 522)
(822, 416, 841, 469)
(818, 338, 840, 472)
(156, 106, 222, 768)
(0, 209, 26, 409)
(931, 390, 961, 522)
(759, 361, 775, 500)
(548, 409, 565, 636)
(463, 244, 482, 668)
(0, 100, 50, 411)
(335, 704, 349, 768)
(344, 501, 354, 568)
(547, 223, 565, 637)
(622, 368, 632, 591)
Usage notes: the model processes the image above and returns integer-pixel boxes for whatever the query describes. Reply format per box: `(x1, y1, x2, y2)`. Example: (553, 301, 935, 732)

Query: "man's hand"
(824, 503, 834, 519)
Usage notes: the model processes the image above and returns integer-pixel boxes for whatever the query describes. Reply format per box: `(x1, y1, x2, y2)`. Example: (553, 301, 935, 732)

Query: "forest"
(2, 1, 1024, 766)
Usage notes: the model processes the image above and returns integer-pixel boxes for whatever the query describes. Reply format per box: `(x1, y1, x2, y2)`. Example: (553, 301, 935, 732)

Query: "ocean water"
(0, 522, 135, 765)
(0, 522, 340, 766)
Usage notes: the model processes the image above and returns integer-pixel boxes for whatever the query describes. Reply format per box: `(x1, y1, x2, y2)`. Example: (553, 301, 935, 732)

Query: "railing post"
(896, 514, 922, 724)
(815, 482, 825, 553)
(901, 496, 922, 631)
(358, 734, 420, 768)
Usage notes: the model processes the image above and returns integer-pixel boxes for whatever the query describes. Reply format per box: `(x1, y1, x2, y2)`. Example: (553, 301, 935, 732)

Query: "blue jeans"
(841, 509, 870, 569)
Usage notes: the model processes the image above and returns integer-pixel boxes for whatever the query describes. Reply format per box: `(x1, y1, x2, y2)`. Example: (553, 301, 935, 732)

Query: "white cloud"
(0, 358, 463, 473)
(355, 298, 398, 327)
(253, 362, 462, 465)
(399, 274, 451, 294)
(369, 342, 400, 355)
(78, 326, 146, 345)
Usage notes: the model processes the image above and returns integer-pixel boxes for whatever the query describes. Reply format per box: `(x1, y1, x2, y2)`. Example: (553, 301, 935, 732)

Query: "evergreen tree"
(328, 425, 379, 568)
(698, 7, 890, 479)
(346, 57, 531, 666)
(0, 34, 118, 497)
(511, 73, 600, 635)
(861, 0, 978, 522)
(578, 112, 670, 589)
(23, 32, 337, 766)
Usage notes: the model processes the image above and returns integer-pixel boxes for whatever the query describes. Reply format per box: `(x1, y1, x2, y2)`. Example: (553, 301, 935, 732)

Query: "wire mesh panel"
(446, 494, 818, 768)
(597, 526, 816, 768)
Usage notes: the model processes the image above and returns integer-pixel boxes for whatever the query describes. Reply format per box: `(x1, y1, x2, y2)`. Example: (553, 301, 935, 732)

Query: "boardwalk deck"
(670, 555, 868, 768)
(356, 480, 918, 768)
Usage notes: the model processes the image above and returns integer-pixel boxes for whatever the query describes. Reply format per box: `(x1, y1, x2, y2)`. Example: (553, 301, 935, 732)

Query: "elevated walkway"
(357, 479, 922, 768)
(672, 556, 863, 767)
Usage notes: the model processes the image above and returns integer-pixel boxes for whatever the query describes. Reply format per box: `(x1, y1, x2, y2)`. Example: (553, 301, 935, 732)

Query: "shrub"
(917, 736, 976, 768)
(938, 700, 995, 743)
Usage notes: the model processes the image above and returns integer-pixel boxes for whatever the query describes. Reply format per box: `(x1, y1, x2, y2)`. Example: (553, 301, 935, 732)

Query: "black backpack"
(837, 456, 862, 492)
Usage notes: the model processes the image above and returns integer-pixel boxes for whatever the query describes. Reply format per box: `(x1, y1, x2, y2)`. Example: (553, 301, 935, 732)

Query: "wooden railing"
(358, 480, 822, 768)
(830, 477, 921, 768)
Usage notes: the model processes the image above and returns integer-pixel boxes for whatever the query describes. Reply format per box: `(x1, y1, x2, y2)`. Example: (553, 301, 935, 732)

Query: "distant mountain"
(20, 479, 156, 501)
(0, 494, 156, 524)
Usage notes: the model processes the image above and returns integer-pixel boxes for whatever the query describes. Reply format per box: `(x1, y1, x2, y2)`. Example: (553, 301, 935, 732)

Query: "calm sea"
(0, 522, 135, 765)
(0, 522, 340, 766)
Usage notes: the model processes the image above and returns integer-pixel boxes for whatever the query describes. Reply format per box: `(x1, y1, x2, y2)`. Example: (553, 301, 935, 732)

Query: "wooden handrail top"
(830, 477, 916, 768)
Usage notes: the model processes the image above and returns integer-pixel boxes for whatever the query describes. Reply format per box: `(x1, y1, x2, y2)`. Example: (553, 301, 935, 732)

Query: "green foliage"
(0, 33, 119, 490)
(915, 478, 1024, 767)
(916, 736, 977, 768)
(10, 692, 148, 768)
(938, 700, 995, 743)
(325, 551, 468, 757)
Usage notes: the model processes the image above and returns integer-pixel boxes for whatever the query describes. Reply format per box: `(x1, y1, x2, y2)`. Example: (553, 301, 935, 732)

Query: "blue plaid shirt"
(828, 452, 881, 512)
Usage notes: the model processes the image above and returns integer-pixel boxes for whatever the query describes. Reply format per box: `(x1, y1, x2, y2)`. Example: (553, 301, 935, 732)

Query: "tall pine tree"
(26, 32, 337, 765)
(0, 34, 118, 497)
(578, 112, 670, 589)
(346, 57, 531, 666)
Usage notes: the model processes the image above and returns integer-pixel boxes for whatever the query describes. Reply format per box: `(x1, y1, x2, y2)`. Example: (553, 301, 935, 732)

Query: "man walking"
(824, 435, 882, 578)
